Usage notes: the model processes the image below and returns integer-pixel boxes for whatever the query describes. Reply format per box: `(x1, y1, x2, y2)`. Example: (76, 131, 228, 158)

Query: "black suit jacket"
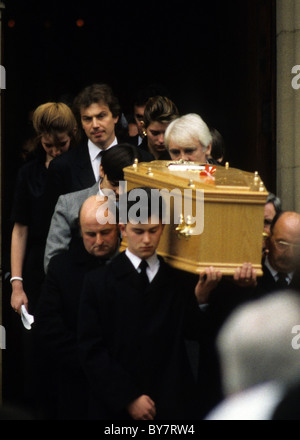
(255, 263, 300, 298)
(206, 262, 300, 337)
(78, 252, 211, 420)
(43, 141, 95, 228)
(33, 238, 109, 419)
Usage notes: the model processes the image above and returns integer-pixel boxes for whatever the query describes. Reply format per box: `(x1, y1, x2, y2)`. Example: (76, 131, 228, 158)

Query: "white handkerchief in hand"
(21, 305, 34, 330)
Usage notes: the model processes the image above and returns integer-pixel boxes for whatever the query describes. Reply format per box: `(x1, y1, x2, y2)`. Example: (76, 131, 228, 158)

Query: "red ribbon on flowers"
(199, 165, 217, 180)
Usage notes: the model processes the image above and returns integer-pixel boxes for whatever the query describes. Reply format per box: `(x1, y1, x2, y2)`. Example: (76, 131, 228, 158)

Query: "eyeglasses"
(273, 239, 300, 252)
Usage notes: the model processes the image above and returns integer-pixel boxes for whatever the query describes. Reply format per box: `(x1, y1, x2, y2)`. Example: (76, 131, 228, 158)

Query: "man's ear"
(119, 223, 127, 236)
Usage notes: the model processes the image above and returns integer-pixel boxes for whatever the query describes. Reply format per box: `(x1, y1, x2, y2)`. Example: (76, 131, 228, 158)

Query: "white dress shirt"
(125, 248, 160, 283)
(88, 137, 118, 182)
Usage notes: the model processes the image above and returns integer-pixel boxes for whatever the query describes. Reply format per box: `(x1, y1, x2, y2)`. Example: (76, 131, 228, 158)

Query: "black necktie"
(138, 260, 149, 289)
(276, 272, 289, 288)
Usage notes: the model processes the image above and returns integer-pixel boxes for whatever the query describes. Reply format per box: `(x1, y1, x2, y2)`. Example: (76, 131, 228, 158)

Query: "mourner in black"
(34, 195, 120, 419)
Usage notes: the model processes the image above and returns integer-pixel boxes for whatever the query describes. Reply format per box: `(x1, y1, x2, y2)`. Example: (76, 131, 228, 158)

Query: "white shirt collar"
(88, 138, 118, 181)
(125, 248, 160, 282)
(88, 137, 118, 159)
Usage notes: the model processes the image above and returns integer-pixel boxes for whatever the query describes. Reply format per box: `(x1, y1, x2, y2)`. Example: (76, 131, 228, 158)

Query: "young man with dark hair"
(78, 187, 222, 420)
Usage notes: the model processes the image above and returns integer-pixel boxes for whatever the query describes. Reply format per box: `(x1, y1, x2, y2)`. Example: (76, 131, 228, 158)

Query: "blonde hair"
(32, 102, 78, 139)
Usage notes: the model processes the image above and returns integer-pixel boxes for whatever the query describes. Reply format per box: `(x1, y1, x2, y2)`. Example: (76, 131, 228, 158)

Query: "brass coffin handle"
(175, 215, 194, 239)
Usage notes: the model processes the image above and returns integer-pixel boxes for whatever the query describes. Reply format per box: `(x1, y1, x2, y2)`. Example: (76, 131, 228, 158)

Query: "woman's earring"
(141, 121, 147, 137)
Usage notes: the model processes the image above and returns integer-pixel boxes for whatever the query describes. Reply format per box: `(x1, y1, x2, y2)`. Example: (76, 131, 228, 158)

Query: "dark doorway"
(3, 0, 276, 188)
(1, 0, 276, 412)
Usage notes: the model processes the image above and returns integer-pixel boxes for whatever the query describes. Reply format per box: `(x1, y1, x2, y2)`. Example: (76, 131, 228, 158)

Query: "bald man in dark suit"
(34, 196, 120, 419)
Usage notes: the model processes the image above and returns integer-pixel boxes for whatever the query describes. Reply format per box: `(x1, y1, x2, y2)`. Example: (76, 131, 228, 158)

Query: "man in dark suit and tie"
(45, 84, 121, 213)
(207, 211, 300, 331)
(78, 186, 223, 420)
(256, 210, 300, 296)
(43, 83, 152, 230)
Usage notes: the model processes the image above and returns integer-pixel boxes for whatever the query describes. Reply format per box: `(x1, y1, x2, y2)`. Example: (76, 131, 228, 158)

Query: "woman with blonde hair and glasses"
(10, 102, 78, 316)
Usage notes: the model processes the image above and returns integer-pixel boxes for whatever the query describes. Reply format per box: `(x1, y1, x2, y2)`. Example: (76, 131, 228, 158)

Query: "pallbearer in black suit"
(78, 187, 223, 420)
(201, 212, 300, 335)
(256, 211, 300, 296)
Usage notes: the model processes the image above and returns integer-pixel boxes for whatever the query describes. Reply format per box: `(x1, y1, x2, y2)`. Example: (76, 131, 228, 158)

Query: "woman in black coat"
(10, 102, 78, 315)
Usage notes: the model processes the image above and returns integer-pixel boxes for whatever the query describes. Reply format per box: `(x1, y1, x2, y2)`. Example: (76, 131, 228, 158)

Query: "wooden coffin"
(120, 160, 268, 276)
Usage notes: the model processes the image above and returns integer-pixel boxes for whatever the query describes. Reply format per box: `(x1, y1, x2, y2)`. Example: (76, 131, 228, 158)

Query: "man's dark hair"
(101, 143, 143, 185)
(73, 83, 121, 119)
(270, 210, 285, 235)
(266, 192, 282, 216)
